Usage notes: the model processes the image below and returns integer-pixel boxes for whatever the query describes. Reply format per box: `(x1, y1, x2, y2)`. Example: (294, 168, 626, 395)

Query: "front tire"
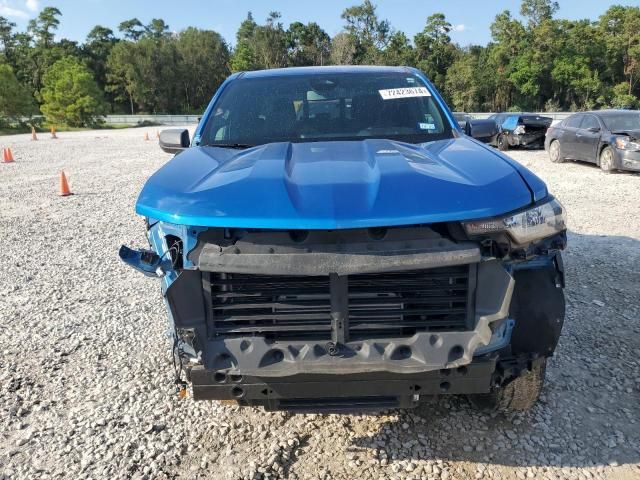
(548, 140, 564, 163)
(599, 146, 615, 173)
(497, 133, 509, 151)
(469, 359, 546, 412)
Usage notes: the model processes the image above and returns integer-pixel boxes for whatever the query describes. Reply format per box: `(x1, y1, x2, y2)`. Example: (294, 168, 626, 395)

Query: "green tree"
(106, 41, 139, 114)
(17, 7, 66, 95)
(146, 19, 170, 39)
(330, 32, 357, 65)
(287, 22, 331, 66)
(383, 31, 414, 66)
(118, 18, 145, 41)
(446, 48, 480, 111)
(611, 82, 638, 108)
(414, 13, 458, 93)
(487, 10, 526, 110)
(176, 28, 230, 111)
(27, 7, 61, 48)
(41, 56, 106, 126)
(0, 16, 16, 64)
(252, 12, 288, 69)
(520, 0, 559, 27)
(230, 12, 257, 71)
(83, 26, 117, 105)
(0, 62, 36, 124)
(132, 37, 180, 113)
(598, 6, 640, 98)
(341, 0, 390, 63)
(549, 20, 605, 109)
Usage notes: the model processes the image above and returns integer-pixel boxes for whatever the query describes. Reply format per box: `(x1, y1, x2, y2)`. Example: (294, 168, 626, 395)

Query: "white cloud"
(25, 0, 39, 12)
(0, 2, 29, 18)
(452, 24, 466, 32)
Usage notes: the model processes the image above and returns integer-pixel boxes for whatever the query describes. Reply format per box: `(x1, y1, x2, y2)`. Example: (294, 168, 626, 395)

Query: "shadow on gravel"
(351, 231, 640, 470)
(561, 158, 640, 175)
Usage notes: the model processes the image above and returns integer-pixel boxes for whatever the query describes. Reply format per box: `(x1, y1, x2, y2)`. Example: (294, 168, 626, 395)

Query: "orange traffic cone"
(3, 148, 14, 163)
(31, 126, 38, 141)
(59, 171, 72, 196)
(144, 132, 150, 141)
(51, 126, 58, 139)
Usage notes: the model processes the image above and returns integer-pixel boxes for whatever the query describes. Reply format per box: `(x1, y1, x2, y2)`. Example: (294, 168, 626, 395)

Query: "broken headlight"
(462, 198, 566, 244)
(614, 136, 640, 151)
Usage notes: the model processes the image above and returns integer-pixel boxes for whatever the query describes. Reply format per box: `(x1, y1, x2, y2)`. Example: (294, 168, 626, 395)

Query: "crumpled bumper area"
(168, 254, 513, 381)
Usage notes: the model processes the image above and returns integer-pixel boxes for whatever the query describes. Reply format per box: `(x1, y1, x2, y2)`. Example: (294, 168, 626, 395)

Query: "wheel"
(548, 140, 564, 163)
(599, 146, 615, 173)
(468, 358, 546, 412)
(497, 134, 509, 151)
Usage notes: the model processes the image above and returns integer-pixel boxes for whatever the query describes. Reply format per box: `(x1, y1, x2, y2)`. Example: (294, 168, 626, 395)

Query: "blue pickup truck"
(121, 66, 567, 413)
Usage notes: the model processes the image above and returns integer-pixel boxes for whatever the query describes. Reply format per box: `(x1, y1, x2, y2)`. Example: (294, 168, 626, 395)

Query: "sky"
(1, 0, 638, 46)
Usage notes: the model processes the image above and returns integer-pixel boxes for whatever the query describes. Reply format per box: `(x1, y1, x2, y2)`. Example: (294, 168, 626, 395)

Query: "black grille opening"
(347, 267, 471, 340)
(210, 273, 332, 340)
(209, 265, 473, 341)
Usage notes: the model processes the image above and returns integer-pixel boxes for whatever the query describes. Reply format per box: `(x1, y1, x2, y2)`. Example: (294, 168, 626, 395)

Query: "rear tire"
(548, 140, 564, 163)
(497, 134, 509, 151)
(469, 359, 546, 412)
(599, 146, 615, 173)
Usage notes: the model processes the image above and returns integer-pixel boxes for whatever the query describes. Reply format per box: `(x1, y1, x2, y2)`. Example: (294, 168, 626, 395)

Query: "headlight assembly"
(462, 198, 566, 244)
(615, 136, 640, 151)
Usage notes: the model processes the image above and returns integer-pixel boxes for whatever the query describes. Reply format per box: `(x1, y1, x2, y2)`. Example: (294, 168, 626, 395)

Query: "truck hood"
(136, 138, 544, 229)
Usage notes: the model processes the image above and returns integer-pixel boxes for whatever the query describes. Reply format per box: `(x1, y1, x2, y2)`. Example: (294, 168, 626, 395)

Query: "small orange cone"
(144, 132, 150, 141)
(3, 148, 15, 163)
(31, 127, 38, 141)
(59, 171, 72, 196)
(51, 126, 58, 139)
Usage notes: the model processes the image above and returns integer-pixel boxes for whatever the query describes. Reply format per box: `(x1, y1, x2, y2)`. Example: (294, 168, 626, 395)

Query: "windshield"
(601, 112, 640, 132)
(199, 71, 453, 147)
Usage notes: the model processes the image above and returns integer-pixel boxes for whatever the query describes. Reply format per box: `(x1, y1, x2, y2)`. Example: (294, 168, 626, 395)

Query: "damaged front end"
(500, 114, 553, 150)
(122, 211, 566, 412)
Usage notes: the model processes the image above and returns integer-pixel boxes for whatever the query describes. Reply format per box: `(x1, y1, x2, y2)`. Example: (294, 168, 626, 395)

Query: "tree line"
(0, 0, 639, 127)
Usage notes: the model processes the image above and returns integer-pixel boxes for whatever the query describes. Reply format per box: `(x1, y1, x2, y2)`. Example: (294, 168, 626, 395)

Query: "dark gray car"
(544, 110, 640, 172)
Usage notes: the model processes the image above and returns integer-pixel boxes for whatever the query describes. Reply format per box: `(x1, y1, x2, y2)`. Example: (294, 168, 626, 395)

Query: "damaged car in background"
(545, 109, 640, 172)
(485, 112, 553, 151)
(121, 66, 567, 414)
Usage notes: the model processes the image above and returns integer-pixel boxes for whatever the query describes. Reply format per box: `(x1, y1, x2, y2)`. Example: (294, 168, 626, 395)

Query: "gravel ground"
(0, 128, 639, 480)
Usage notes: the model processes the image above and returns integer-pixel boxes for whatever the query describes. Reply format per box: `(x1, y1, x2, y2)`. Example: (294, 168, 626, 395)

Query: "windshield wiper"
(206, 143, 254, 149)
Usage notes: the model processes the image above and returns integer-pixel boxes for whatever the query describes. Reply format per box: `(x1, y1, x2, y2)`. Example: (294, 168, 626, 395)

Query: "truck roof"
(240, 65, 416, 78)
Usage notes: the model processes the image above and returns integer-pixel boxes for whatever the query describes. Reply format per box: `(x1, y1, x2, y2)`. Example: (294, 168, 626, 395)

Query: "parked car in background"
(486, 113, 553, 151)
(545, 110, 640, 173)
(460, 117, 500, 145)
(453, 112, 501, 144)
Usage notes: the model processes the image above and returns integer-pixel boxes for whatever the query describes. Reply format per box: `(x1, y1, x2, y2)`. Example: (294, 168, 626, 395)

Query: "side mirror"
(159, 129, 190, 154)
(587, 126, 600, 133)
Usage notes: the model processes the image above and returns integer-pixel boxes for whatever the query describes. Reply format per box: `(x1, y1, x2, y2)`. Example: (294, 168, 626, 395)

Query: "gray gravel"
(0, 128, 639, 480)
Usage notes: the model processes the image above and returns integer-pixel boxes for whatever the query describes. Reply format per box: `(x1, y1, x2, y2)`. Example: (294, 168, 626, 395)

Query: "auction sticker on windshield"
(379, 87, 431, 100)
